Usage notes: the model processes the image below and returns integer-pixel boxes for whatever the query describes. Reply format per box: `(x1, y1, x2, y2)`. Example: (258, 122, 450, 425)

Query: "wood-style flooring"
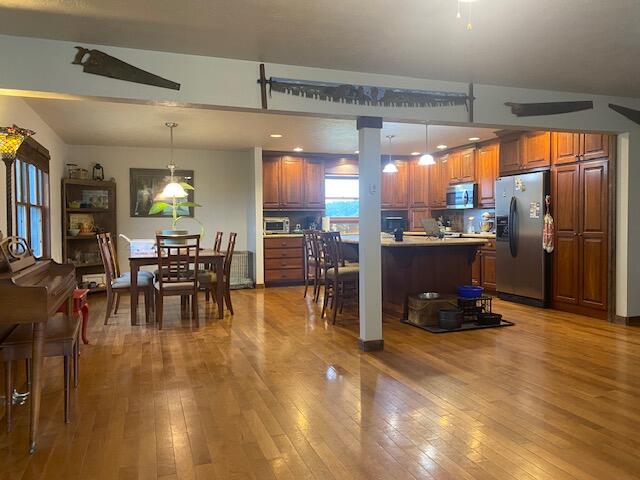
(1, 287, 640, 480)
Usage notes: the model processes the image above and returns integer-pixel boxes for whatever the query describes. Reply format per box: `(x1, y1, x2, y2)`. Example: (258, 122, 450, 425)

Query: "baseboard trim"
(254, 283, 265, 289)
(613, 315, 640, 326)
(358, 339, 384, 352)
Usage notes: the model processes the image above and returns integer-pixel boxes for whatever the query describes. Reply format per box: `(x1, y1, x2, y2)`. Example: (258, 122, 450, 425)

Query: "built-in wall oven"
(446, 183, 477, 209)
(264, 217, 290, 234)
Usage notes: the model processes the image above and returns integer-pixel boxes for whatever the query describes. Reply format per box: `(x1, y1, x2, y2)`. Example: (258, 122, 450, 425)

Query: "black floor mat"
(401, 319, 515, 333)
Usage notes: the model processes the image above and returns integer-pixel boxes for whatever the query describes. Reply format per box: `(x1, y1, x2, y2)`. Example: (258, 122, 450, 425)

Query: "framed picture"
(129, 168, 195, 218)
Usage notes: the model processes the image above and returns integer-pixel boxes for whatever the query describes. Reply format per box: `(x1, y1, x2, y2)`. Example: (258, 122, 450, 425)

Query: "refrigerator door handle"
(509, 196, 518, 257)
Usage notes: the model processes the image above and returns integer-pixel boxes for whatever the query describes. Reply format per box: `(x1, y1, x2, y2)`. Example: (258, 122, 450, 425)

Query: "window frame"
(324, 174, 360, 221)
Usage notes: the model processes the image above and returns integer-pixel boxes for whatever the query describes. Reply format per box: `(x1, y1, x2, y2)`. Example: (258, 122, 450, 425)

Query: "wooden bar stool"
(1, 314, 81, 431)
(320, 232, 359, 324)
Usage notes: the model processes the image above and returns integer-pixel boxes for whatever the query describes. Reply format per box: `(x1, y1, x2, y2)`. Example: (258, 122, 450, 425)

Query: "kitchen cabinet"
(498, 133, 522, 175)
(552, 133, 609, 165)
(381, 160, 408, 209)
(445, 151, 461, 184)
(264, 236, 304, 285)
(499, 131, 550, 175)
(471, 238, 496, 292)
(428, 157, 447, 208)
(409, 208, 431, 231)
(409, 159, 430, 207)
(263, 155, 325, 210)
(459, 148, 475, 183)
(476, 142, 499, 208)
(552, 159, 608, 315)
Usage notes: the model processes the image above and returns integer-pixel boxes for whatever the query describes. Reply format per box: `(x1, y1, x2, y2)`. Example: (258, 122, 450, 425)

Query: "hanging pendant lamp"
(160, 122, 188, 199)
(418, 124, 435, 166)
(382, 135, 398, 173)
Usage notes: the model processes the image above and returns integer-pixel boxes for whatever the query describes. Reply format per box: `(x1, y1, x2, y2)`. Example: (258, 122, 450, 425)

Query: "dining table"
(128, 249, 226, 326)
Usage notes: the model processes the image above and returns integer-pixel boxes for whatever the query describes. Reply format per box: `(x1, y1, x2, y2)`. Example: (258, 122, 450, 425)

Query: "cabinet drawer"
(264, 237, 303, 249)
(264, 247, 303, 259)
(265, 268, 304, 283)
(265, 257, 303, 270)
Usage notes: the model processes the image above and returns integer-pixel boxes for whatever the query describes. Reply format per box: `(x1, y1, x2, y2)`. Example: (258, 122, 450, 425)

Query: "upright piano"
(0, 236, 75, 453)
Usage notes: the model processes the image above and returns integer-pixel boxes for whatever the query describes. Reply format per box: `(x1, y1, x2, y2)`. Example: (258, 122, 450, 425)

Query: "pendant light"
(382, 135, 398, 173)
(418, 124, 435, 166)
(160, 122, 188, 199)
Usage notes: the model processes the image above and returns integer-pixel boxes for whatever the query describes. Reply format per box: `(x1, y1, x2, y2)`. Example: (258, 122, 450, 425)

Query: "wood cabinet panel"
(381, 164, 395, 209)
(279, 156, 304, 208)
(409, 159, 430, 207)
(381, 160, 409, 209)
(553, 165, 580, 233)
(554, 235, 580, 304)
(459, 148, 475, 183)
(409, 208, 430, 231)
(581, 134, 609, 161)
(476, 143, 498, 207)
(552, 132, 580, 165)
(446, 151, 461, 184)
(262, 156, 281, 208)
(580, 237, 607, 309)
(471, 250, 481, 286)
(264, 247, 303, 259)
(427, 159, 441, 207)
(522, 131, 551, 169)
(480, 251, 496, 292)
(499, 134, 521, 175)
(264, 236, 303, 249)
(265, 268, 304, 283)
(265, 257, 304, 270)
(303, 159, 325, 209)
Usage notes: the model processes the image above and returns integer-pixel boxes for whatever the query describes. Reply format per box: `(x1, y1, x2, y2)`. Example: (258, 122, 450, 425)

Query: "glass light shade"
(0, 125, 35, 160)
(161, 181, 188, 198)
(382, 161, 398, 173)
(418, 153, 435, 166)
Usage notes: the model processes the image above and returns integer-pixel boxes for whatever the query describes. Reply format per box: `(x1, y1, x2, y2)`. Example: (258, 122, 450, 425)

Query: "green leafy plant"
(149, 182, 204, 236)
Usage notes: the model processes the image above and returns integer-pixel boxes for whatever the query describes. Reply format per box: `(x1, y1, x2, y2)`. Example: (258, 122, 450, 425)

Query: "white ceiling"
(24, 97, 498, 154)
(1, 0, 639, 97)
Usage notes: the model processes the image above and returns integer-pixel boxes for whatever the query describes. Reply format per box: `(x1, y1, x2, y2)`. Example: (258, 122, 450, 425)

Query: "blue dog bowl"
(457, 285, 484, 298)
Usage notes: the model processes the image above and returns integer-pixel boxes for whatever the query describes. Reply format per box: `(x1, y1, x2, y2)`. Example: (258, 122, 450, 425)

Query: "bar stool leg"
(5, 360, 13, 432)
(63, 356, 70, 423)
(73, 335, 79, 388)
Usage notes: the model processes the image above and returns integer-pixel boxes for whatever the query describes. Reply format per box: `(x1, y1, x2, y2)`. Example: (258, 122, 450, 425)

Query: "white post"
(357, 117, 383, 351)
(248, 147, 264, 286)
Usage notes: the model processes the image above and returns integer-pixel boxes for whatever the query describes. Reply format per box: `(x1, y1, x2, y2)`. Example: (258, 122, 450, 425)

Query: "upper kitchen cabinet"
(498, 131, 550, 175)
(409, 158, 430, 207)
(459, 148, 475, 183)
(381, 159, 409, 209)
(445, 151, 460, 184)
(263, 155, 325, 210)
(476, 142, 499, 208)
(552, 133, 610, 165)
(428, 156, 447, 208)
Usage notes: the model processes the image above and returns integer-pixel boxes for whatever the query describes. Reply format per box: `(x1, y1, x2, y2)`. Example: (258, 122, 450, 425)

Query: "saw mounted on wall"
(609, 103, 640, 126)
(72, 47, 181, 91)
(257, 64, 475, 120)
(504, 101, 593, 117)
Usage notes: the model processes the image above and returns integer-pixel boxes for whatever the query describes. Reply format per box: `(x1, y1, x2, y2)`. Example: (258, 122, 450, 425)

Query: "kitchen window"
(325, 176, 359, 218)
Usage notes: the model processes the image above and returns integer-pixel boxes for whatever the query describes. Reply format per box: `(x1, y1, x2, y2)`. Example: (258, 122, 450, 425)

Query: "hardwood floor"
(1, 288, 640, 479)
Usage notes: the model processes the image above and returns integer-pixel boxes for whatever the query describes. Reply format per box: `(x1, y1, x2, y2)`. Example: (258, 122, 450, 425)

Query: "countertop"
(341, 234, 488, 247)
(264, 233, 304, 238)
(404, 231, 496, 239)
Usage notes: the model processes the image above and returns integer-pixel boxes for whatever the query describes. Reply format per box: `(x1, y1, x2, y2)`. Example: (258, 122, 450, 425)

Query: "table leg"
(29, 319, 47, 454)
(130, 261, 139, 326)
(81, 304, 90, 344)
(216, 257, 224, 319)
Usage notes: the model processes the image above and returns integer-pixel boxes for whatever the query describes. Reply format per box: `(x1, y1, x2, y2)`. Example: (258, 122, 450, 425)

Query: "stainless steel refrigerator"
(495, 171, 550, 306)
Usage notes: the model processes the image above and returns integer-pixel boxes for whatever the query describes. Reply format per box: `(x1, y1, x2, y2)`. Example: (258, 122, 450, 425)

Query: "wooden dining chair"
(199, 232, 237, 315)
(213, 231, 224, 253)
(97, 233, 153, 325)
(155, 234, 201, 329)
(303, 230, 323, 301)
(320, 232, 359, 324)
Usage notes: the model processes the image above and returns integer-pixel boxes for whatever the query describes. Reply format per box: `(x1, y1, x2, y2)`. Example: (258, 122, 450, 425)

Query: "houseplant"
(149, 180, 204, 241)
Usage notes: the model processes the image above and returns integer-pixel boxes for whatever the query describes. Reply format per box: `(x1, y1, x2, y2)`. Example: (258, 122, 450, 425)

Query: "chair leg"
(224, 284, 234, 315)
(157, 293, 164, 330)
(73, 335, 79, 388)
(64, 356, 70, 423)
(81, 304, 90, 345)
(332, 279, 340, 325)
(144, 289, 151, 324)
(5, 360, 13, 432)
(321, 278, 330, 318)
(26, 358, 32, 390)
(113, 292, 121, 314)
(104, 289, 115, 325)
(192, 291, 199, 327)
(205, 290, 210, 302)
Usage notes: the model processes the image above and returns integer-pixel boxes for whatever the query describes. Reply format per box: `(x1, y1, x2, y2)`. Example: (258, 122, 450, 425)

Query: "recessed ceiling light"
(411, 152, 421, 156)
(269, 133, 283, 138)
(293, 147, 303, 152)
(437, 144, 448, 150)
(468, 137, 480, 141)
(354, 150, 359, 154)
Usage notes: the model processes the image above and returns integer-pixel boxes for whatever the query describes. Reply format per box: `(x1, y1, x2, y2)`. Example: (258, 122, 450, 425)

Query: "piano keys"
(0, 236, 75, 453)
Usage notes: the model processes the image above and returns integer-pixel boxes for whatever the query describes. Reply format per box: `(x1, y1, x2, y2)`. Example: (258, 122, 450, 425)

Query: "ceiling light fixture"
(269, 133, 283, 138)
(354, 150, 359, 154)
(457, 0, 478, 30)
(382, 135, 398, 173)
(468, 136, 480, 141)
(437, 144, 448, 150)
(293, 147, 303, 152)
(418, 124, 435, 166)
(411, 152, 421, 156)
(160, 122, 188, 199)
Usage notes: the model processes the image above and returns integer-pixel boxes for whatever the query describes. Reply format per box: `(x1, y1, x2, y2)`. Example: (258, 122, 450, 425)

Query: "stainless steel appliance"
(263, 217, 290, 234)
(383, 216, 407, 233)
(495, 171, 549, 306)
(446, 183, 477, 209)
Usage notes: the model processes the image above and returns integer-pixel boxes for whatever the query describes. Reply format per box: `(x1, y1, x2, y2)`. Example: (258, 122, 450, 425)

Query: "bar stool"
(320, 232, 359, 324)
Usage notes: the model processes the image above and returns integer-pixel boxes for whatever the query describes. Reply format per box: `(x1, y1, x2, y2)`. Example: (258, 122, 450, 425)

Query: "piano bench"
(1, 314, 81, 432)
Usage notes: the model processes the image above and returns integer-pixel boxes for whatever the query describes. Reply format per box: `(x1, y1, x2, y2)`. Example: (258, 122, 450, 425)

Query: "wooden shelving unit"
(62, 178, 116, 293)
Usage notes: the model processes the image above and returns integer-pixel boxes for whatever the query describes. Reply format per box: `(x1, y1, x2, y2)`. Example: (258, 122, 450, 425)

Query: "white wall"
(0, 95, 68, 261)
(67, 145, 255, 272)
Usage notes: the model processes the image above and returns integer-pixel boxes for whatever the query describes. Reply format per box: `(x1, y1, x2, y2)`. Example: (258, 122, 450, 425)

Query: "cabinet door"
(476, 143, 498, 207)
(579, 160, 608, 310)
(428, 159, 441, 207)
(409, 159, 429, 207)
(393, 160, 409, 208)
(581, 134, 609, 161)
(262, 156, 281, 208)
(480, 251, 496, 291)
(552, 132, 580, 165)
(459, 148, 475, 183)
(446, 152, 461, 184)
(471, 250, 482, 286)
(381, 163, 396, 209)
(552, 164, 580, 305)
(409, 208, 431, 231)
(280, 156, 304, 209)
(303, 158, 325, 209)
(522, 131, 551, 169)
(499, 134, 521, 175)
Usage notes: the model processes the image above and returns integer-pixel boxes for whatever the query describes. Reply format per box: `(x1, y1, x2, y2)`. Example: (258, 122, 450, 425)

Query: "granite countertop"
(341, 234, 488, 247)
(404, 231, 496, 239)
(264, 233, 304, 238)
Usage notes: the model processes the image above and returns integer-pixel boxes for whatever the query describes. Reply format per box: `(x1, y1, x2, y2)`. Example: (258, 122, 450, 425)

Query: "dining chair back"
(213, 231, 224, 253)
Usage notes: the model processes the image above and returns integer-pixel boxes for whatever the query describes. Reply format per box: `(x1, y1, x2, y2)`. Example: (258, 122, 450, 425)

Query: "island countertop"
(341, 234, 488, 247)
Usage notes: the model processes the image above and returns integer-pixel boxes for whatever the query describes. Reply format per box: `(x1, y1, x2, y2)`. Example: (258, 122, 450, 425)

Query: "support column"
(248, 147, 264, 286)
(357, 117, 383, 351)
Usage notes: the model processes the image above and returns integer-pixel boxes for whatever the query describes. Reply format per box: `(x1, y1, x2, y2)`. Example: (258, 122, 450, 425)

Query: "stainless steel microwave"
(446, 183, 477, 209)
(264, 217, 290, 234)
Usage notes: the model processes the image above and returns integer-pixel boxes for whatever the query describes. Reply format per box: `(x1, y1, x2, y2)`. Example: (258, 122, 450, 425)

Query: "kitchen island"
(341, 234, 487, 316)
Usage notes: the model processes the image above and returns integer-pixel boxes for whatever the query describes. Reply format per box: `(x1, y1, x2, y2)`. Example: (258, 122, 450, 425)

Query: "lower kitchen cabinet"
(264, 236, 304, 285)
(409, 208, 431, 231)
(472, 239, 496, 292)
